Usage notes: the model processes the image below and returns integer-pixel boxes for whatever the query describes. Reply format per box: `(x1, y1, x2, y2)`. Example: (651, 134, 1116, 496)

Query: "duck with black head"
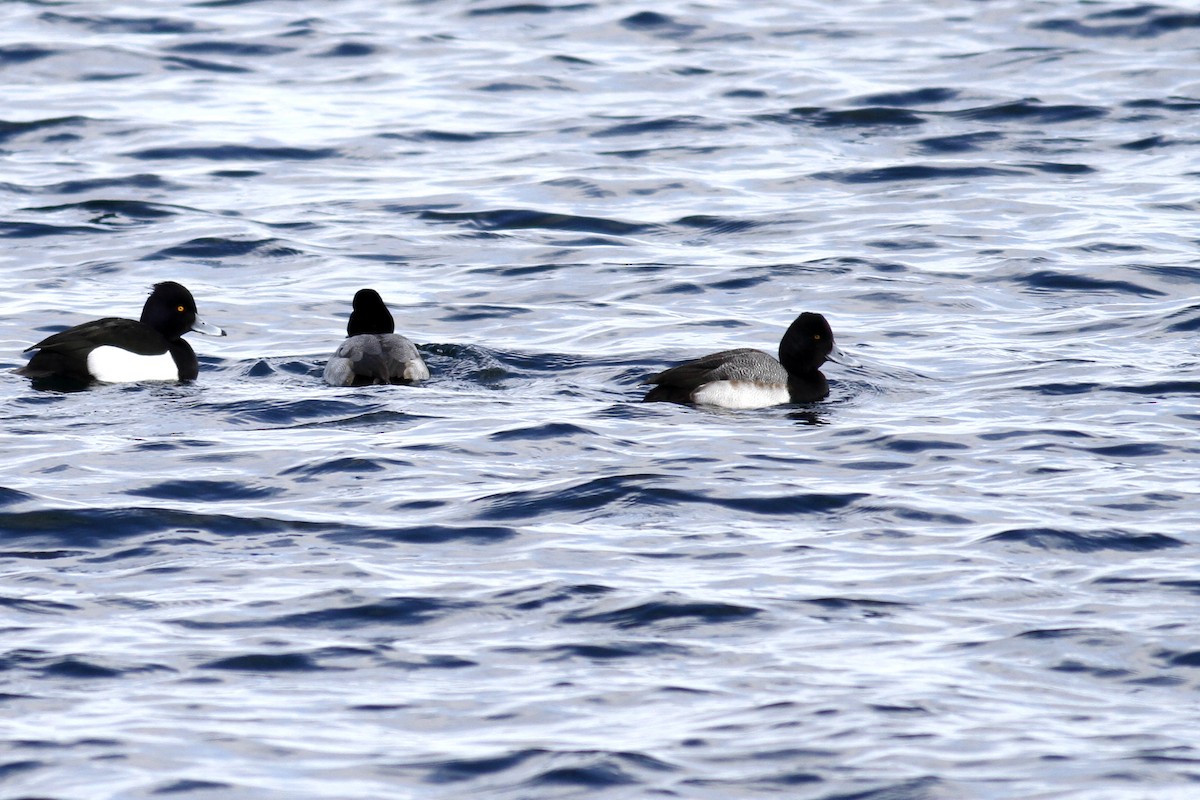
(324, 288, 430, 386)
(642, 312, 852, 409)
(18, 281, 226, 387)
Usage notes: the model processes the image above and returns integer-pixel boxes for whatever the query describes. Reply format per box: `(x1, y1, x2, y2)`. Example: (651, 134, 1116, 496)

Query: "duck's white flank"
(404, 359, 431, 381)
(87, 346, 178, 382)
(691, 380, 790, 410)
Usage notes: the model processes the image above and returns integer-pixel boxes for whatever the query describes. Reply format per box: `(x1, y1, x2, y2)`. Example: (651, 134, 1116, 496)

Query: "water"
(2, 0, 1200, 797)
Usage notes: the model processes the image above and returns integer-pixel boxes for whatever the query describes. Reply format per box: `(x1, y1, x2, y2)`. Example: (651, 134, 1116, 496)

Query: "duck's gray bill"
(826, 341, 858, 367)
(191, 317, 227, 337)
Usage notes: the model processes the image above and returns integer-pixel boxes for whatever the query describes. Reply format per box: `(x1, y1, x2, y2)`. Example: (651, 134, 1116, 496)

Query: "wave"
(783, 106, 927, 127)
(0, 115, 89, 144)
(177, 593, 476, 630)
(562, 598, 762, 629)
(857, 87, 959, 106)
(916, 131, 1005, 153)
(592, 115, 721, 137)
(1010, 269, 1166, 297)
(0, 505, 519, 553)
(476, 473, 866, 520)
(983, 527, 1184, 552)
(418, 747, 675, 789)
(144, 236, 303, 260)
(467, 3, 597, 18)
(416, 208, 653, 236)
(126, 144, 339, 161)
(21, 199, 181, 222)
(166, 41, 293, 57)
(813, 165, 1023, 183)
(1035, 9, 1200, 38)
(620, 11, 700, 37)
(129, 479, 280, 502)
(952, 99, 1107, 123)
(0, 44, 57, 65)
(3, 174, 171, 195)
(0, 220, 105, 238)
(39, 12, 201, 35)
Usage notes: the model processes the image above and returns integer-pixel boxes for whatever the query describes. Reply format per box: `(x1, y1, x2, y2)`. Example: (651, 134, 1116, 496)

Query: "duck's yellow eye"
(177, 305, 186, 312)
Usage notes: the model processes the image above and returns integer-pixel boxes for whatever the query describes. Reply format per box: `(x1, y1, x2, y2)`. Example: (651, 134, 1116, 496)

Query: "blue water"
(2, 1, 1200, 797)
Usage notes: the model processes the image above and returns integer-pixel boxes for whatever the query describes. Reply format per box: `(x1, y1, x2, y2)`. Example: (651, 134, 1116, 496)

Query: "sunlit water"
(2, 1, 1200, 798)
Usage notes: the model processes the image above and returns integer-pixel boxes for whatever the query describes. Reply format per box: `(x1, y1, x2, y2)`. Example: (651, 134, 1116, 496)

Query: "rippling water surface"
(3, 1, 1200, 797)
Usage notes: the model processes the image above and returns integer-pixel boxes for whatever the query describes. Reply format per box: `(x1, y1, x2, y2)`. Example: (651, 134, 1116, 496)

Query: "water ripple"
(1036, 9, 1200, 38)
(417, 208, 653, 235)
(984, 527, 1185, 552)
(126, 144, 339, 161)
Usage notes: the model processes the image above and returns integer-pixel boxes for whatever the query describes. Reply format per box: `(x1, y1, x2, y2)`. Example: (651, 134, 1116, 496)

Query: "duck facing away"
(642, 312, 850, 409)
(19, 281, 226, 385)
(323, 288, 430, 386)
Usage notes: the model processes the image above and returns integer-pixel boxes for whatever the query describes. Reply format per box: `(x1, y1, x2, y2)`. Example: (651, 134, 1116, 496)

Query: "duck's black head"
(140, 281, 225, 340)
(777, 312, 839, 375)
(347, 288, 396, 336)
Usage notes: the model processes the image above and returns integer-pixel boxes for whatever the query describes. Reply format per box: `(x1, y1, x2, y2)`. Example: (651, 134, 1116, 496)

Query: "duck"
(641, 312, 850, 409)
(18, 281, 225, 385)
(323, 288, 430, 386)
